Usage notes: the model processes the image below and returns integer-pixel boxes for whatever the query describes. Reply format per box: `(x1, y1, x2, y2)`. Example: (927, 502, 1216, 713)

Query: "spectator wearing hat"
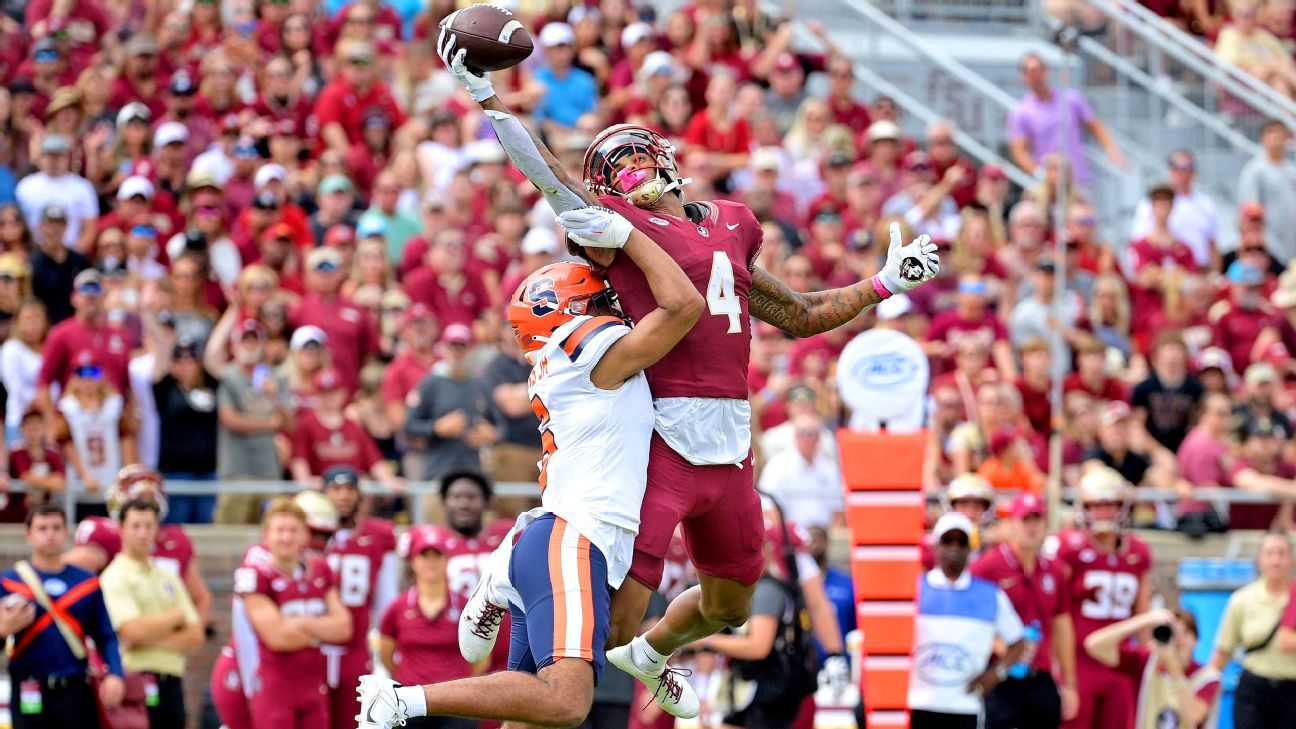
(681, 68, 751, 180)
(253, 220, 306, 296)
(403, 229, 491, 330)
(758, 48, 813, 135)
(25, 0, 114, 70)
(978, 426, 1045, 496)
(1007, 53, 1125, 187)
(289, 368, 401, 491)
(42, 87, 83, 144)
(1237, 361, 1293, 433)
(237, 192, 289, 261)
(36, 266, 131, 413)
(250, 56, 313, 136)
(23, 40, 77, 106)
(1239, 120, 1296, 264)
(882, 149, 963, 242)
(527, 22, 597, 134)
(152, 121, 194, 197)
(29, 205, 91, 324)
(108, 34, 163, 117)
(1214, 261, 1281, 372)
(316, 40, 406, 156)
(1013, 338, 1054, 435)
(359, 169, 420, 261)
(381, 301, 438, 433)
(310, 175, 361, 245)
(606, 21, 658, 114)
(378, 524, 477, 717)
(1132, 331, 1204, 454)
(16, 134, 98, 252)
(1128, 184, 1197, 289)
(222, 138, 266, 222)
(1222, 202, 1286, 279)
(290, 245, 379, 396)
(926, 274, 1017, 380)
(910, 512, 1026, 729)
(0, 253, 31, 339)
(215, 319, 293, 524)
(122, 223, 167, 283)
(147, 330, 219, 524)
(156, 71, 214, 153)
(1130, 150, 1219, 269)
(972, 493, 1078, 729)
(757, 412, 844, 530)
(404, 323, 496, 479)
(97, 175, 162, 239)
(346, 112, 397, 194)
(1010, 261, 1082, 378)
(282, 324, 330, 410)
(856, 120, 906, 202)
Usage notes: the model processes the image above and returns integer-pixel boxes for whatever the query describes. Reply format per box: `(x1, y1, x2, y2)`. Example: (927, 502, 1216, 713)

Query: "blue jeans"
(161, 471, 218, 524)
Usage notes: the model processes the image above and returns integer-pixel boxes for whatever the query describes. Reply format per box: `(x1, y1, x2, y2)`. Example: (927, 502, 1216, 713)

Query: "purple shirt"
(1006, 88, 1096, 185)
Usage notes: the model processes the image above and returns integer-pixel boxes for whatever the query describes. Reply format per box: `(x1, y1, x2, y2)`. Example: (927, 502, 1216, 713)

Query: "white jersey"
(58, 393, 124, 503)
(520, 314, 653, 588)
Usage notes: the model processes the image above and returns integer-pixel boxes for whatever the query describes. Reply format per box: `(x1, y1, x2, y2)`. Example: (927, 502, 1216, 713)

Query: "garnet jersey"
(233, 555, 336, 680)
(324, 517, 398, 652)
(439, 519, 516, 618)
(598, 195, 761, 402)
(74, 516, 195, 577)
(230, 544, 273, 699)
(1053, 529, 1152, 644)
(378, 586, 475, 686)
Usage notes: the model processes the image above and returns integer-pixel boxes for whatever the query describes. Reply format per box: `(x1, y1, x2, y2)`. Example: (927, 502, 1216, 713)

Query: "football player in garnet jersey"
(64, 465, 212, 623)
(320, 466, 399, 729)
(435, 25, 941, 713)
(357, 196, 704, 727)
(1050, 466, 1152, 729)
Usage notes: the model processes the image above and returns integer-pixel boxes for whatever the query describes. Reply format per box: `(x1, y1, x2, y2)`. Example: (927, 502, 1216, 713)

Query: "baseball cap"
(153, 121, 188, 148)
(73, 268, 103, 293)
(981, 164, 1006, 181)
(306, 247, 343, 272)
(186, 169, 222, 192)
(621, 22, 654, 48)
(875, 293, 913, 321)
(1245, 361, 1279, 387)
(116, 175, 155, 201)
(640, 50, 675, 78)
(168, 71, 196, 95)
(1009, 493, 1046, 519)
(1195, 346, 1234, 374)
(313, 368, 344, 392)
(867, 120, 902, 143)
(1227, 260, 1265, 287)
(265, 222, 294, 242)
(115, 102, 151, 128)
(41, 203, 68, 222)
(124, 33, 160, 56)
(933, 512, 975, 542)
(1242, 416, 1281, 440)
(540, 22, 575, 47)
(289, 325, 327, 350)
(324, 225, 356, 247)
(772, 52, 799, 72)
(1099, 400, 1133, 427)
(129, 224, 157, 240)
(406, 302, 435, 322)
(323, 466, 361, 489)
(988, 427, 1022, 455)
(521, 227, 558, 255)
(901, 150, 932, 172)
(1239, 202, 1266, 222)
(254, 163, 287, 190)
(442, 323, 473, 345)
(401, 525, 453, 558)
(317, 174, 354, 196)
(751, 146, 782, 173)
(40, 134, 70, 155)
(172, 336, 200, 359)
(1036, 257, 1057, 273)
(356, 217, 388, 239)
(826, 151, 854, 169)
(0, 253, 31, 279)
(44, 87, 81, 119)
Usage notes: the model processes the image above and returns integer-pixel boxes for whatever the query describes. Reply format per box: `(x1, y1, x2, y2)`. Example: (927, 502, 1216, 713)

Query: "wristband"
(871, 274, 894, 300)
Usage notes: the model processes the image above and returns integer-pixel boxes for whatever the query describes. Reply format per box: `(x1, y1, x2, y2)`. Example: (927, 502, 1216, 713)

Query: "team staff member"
(1210, 532, 1296, 729)
(972, 493, 1079, 729)
(909, 513, 1025, 729)
(0, 504, 126, 729)
(100, 499, 204, 729)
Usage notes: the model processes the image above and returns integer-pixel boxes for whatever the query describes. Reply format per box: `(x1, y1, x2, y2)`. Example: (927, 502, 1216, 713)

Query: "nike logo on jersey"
(727, 223, 739, 230)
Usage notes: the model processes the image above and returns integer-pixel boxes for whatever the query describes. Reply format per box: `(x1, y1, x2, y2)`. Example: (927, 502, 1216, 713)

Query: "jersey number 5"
(707, 252, 741, 334)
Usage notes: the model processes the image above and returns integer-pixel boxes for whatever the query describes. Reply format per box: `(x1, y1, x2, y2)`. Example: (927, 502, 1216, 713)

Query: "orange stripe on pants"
(549, 518, 569, 656)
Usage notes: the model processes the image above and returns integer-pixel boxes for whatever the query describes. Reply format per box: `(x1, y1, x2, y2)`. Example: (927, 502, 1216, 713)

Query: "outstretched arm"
(751, 222, 940, 337)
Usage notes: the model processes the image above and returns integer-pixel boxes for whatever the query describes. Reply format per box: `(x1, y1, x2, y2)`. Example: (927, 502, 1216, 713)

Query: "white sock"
(630, 635, 667, 674)
(395, 686, 427, 717)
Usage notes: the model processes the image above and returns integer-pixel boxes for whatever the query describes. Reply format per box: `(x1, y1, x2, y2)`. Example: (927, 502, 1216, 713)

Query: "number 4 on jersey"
(707, 251, 741, 334)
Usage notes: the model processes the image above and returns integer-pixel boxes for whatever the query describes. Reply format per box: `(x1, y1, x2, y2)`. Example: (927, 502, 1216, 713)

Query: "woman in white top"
(0, 301, 48, 443)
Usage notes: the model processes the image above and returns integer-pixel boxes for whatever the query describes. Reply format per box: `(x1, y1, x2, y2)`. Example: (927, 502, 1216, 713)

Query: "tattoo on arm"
(749, 266, 883, 337)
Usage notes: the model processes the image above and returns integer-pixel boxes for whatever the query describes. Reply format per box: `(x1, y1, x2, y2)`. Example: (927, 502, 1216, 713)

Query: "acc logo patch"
(852, 352, 919, 387)
(915, 643, 974, 686)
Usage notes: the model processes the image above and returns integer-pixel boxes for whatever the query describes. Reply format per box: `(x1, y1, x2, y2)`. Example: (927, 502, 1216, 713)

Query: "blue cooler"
(1178, 558, 1256, 729)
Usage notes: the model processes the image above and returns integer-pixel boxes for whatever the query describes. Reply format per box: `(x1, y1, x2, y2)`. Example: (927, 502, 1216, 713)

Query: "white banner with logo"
(835, 328, 929, 433)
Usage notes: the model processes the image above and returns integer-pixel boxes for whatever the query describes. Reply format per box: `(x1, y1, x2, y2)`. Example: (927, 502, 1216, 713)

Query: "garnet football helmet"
(583, 124, 691, 207)
(1077, 465, 1130, 534)
(108, 465, 167, 522)
(293, 490, 340, 534)
(943, 473, 995, 526)
(508, 262, 624, 363)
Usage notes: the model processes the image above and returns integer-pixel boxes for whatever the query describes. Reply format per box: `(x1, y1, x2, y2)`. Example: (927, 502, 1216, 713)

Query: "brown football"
(439, 4, 534, 74)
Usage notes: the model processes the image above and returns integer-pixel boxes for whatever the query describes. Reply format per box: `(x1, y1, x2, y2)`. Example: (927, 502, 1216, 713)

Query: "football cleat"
(607, 645, 700, 719)
(459, 569, 509, 663)
(356, 675, 408, 729)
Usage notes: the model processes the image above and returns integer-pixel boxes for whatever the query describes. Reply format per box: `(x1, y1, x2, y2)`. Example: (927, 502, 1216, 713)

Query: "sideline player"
(321, 466, 400, 729)
(64, 464, 212, 622)
(435, 25, 941, 711)
(356, 195, 705, 727)
(1050, 466, 1151, 729)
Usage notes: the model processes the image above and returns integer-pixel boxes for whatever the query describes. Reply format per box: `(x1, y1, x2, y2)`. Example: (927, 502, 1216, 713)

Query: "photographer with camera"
(1084, 607, 1221, 729)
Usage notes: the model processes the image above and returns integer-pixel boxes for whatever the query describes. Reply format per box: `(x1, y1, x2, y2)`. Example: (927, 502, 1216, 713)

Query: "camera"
(1152, 624, 1174, 644)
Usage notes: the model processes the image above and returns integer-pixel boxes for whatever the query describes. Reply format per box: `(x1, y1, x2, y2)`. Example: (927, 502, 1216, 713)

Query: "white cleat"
(356, 675, 409, 729)
(459, 571, 508, 663)
(607, 645, 700, 719)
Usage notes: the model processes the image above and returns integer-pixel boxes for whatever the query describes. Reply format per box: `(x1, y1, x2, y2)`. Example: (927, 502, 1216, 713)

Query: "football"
(439, 4, 534, 74)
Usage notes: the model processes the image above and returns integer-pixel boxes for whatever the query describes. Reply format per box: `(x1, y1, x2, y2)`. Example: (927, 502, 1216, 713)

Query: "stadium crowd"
(0, 0, 1293, 729)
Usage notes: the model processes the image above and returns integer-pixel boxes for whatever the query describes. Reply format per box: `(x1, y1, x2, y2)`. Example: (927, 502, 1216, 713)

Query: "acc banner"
(836, 328, 929, 433)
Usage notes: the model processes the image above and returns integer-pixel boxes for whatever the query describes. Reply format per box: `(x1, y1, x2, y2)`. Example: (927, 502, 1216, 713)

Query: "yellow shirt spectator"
(101, 552, 201, 677)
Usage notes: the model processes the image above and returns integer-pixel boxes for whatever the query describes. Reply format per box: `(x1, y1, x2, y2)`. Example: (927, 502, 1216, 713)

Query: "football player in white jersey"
(357, 207, 703, 729)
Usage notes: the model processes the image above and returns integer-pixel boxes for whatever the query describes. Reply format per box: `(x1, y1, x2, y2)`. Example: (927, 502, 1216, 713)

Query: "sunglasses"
(939, 534, 970, 548)
(74, 365, 104, 379)
(77, 282, 103, 295)
(348, 57, 373, 67)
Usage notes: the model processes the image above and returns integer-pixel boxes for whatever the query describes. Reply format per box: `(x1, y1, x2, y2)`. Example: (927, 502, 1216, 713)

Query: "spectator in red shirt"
(250, 223, 305, 296)
(1065, 335, 1129, 402)
(36, 269, 131, 421)
(1016, 337, 1053, 435)
(108, 34, 165, 119)
(328, 0, 403, 48)
(925, 275, 1018, 380)
(380, 303, 439, 437)
(289, 368, 400, 490)
(402, 229, 491, 330)
(1129, 184, 1197, 278)
(152, 122, 192, 198)
(1214, 261, 1280, 372)
(925, 120, 978, 209)
(155, 71, 215, 162)
(683, 67, 751, 183)
(3, 409, 66, 522)
(824, 56, 871, 135)
(315, 40, 406, 157)
(1226, 417, 1296, 531)
(26, 0, 114, 72)
(290, 246, 379, 396)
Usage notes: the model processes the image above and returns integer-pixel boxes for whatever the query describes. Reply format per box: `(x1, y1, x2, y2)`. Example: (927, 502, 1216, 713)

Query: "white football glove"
(875, 221, 939, 295)
(436, 21, 495, 103)
(557, 206, 634, 249)
(816, 654, 854, 705)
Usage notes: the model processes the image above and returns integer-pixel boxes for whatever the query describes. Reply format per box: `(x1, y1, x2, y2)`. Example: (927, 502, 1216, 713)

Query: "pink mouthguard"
(616, 167, 652, 192)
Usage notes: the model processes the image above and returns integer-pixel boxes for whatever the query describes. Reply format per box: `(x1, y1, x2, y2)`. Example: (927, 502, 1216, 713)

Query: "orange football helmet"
(508, 262, 623, 362)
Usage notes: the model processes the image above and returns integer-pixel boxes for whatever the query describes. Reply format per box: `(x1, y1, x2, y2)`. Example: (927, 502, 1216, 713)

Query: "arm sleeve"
(483, 109, 589, 214)
(90, 587, 125, 676)
(994, 587, 1025, 644)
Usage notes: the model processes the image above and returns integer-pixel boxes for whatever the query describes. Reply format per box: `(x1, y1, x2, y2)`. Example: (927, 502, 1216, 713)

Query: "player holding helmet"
(434, 23, 941, 715)
(357, 192, 704, 727)
(64, 465, 211, 622)
(1050, 465, 1151, 729)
